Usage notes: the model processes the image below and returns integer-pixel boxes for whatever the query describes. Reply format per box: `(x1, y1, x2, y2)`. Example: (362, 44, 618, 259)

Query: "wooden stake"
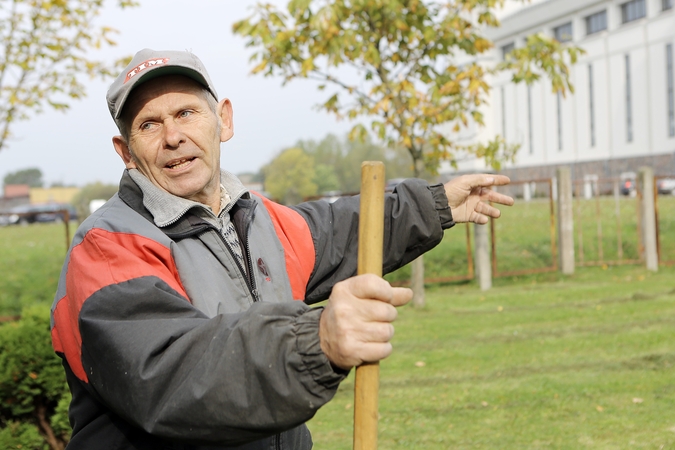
(354, 161, 385, 450)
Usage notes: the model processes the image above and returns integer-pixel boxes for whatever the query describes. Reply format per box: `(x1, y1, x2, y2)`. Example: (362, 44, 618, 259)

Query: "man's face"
(113, 75, 233, 210)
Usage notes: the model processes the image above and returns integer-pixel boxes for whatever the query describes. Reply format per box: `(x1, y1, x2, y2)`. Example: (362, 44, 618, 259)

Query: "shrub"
(0, 306, 70, 450)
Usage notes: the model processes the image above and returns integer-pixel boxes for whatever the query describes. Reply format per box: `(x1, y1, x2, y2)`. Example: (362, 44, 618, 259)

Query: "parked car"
(320, 191, 342, 203)
(619, 172, 636, 196)
(657, 177, 675, 195)
(7, 203, 78, 225)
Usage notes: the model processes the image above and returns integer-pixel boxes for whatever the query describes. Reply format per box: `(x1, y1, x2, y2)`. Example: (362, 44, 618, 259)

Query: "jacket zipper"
(168, 222, 259, 302)
(216, 229, 259, 302)
(240, 202, 259, 302)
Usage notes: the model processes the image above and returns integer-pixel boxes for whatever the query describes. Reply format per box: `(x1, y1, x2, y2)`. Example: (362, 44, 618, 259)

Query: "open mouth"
(166, 157, 196, 170)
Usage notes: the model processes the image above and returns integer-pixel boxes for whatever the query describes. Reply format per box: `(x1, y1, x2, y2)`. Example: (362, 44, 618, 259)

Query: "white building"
(442, 0, 675, 181)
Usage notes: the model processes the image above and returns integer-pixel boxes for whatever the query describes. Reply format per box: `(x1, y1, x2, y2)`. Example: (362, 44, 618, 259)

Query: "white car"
(657, 177, 675, 195)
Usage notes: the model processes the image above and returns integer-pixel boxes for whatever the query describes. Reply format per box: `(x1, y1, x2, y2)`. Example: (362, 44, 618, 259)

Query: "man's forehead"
(124, 75, 211, 115)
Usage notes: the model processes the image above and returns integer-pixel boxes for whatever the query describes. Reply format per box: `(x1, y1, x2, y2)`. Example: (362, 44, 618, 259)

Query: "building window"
(586, 10, 607, 35)
(501, 42, 515, 61)
(554, 22, 573, 43)
(527, 85, 534, 154)
(589, 64, 596, 147)
(664, 0, 673, 11)
(625, 54, 633, 142)
(622, 0, 646, 23)
(667, 44, 675, 136)
(556, 92, 563, 151)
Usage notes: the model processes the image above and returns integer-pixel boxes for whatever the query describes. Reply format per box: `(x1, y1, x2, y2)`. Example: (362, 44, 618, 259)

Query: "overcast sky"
(0, 0, 528, 188)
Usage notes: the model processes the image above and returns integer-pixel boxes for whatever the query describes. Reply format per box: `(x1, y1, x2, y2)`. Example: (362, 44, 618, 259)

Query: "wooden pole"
(354, 161, 385, 450)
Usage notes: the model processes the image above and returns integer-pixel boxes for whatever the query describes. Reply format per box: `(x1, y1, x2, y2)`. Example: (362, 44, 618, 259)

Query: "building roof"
(4, 184, 30, 199)
(490, 0, 606, 41)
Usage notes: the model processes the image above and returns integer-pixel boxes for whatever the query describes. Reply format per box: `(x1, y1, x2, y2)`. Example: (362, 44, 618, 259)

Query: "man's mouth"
(165, 157, 195, 170)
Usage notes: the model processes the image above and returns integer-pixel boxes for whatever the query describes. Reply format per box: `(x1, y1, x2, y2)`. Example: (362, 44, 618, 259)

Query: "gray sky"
(0, 0, 526, 188)
(0, 0, 357, 187)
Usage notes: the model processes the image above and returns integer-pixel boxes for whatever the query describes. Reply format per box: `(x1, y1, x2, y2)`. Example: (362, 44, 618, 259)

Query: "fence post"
(556, 167, 575, 275)
(638, 166, 659, 271)
(474, 222, 492, 291)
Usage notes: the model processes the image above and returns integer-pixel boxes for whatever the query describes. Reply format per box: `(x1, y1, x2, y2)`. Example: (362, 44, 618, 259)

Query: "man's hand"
(319, 274, 412, 370)
(444, 174, 514, 224)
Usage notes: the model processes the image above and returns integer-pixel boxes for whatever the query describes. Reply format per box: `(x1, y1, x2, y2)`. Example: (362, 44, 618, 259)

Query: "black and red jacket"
(50, 170, 453, 449)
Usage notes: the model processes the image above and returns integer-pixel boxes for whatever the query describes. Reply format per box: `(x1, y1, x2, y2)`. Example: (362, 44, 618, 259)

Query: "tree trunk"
(410, 255, 425, 307)
(35, 402, 65, 450)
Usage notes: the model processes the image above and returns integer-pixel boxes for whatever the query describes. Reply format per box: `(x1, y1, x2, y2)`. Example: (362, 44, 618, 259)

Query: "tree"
(0, 0, 138, 153)
(313, 163, 341, 194)
(263, 147, 318, 204)
(3, 167, 43, 187)
(233, 0, 582, 306)
(0, 306, 71, 450)
(296, 133, 414, 194)
(70, 181, 118, 223)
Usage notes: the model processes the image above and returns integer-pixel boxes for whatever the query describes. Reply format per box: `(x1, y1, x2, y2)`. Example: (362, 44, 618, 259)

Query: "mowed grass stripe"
(309, 266, 675, 449)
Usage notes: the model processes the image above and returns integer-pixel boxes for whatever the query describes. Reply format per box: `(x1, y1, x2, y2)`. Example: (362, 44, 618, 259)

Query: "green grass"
(0, 223, 70, 316)
(3, 202, 675, 448)
(310, 265, 675, 449)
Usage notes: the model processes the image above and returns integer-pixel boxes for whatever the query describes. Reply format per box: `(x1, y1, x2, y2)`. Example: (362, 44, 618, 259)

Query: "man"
(50, 49, 514, 449)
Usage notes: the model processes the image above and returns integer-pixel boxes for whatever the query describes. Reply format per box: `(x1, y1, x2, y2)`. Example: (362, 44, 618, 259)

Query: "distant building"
(4, 184, 29, 199)
(441, 0, 675, 181)
(30, 187, 80, 204)
(0, 184, 30, 210)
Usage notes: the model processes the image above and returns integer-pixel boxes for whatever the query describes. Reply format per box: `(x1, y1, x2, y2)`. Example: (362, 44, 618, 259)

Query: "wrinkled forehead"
(122, 75, 212, 120)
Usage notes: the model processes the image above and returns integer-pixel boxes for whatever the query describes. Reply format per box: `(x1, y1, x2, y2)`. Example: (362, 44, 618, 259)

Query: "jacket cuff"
(428, 183, 455, 230)
(294, 307, 349, 390)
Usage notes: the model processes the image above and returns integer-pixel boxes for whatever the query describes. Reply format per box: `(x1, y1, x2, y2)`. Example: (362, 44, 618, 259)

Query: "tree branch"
(35, 402, 65, 450)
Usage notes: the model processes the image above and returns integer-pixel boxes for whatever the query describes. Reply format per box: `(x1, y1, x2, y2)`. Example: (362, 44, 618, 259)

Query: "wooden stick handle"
(354, 161, 385, 450)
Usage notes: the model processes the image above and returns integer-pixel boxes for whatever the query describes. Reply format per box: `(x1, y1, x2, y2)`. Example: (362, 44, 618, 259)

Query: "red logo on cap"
(124, 58, 170, 83)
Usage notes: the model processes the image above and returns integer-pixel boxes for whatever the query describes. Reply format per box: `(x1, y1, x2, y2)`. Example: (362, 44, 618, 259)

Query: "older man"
(50, 49, 513, 449)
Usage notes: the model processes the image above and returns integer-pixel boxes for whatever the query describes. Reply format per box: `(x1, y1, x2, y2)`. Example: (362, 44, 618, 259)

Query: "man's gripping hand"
(319, 274, 412, 371)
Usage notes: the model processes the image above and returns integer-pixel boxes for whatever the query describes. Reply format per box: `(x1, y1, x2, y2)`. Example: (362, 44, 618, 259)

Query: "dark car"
(7, 203, 78, 225)
(619, 172, 636, 196)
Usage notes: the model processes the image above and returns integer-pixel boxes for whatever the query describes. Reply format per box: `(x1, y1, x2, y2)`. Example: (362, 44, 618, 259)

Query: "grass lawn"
(309, 265, 675, 449)
(2, 208, 675, 448)
(0, 222, 70, 316)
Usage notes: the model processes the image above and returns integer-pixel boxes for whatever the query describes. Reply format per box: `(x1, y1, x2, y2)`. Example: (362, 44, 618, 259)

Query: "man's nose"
(163, 120, 186, 148)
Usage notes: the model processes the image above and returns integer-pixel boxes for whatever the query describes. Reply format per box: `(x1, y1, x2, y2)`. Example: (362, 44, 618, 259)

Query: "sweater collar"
(128, 168, 249, 228)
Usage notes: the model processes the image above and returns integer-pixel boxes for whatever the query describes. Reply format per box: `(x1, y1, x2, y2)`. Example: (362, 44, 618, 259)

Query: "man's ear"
(218, 98, 234, 143)
(113, 136, 137, 169)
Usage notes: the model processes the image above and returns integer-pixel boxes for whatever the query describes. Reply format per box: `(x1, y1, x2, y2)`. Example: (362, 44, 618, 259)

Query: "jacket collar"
(119, 169, 249, 228)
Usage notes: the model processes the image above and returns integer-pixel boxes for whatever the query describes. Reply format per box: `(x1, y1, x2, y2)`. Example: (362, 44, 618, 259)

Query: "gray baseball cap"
(106, 48, 219, 130)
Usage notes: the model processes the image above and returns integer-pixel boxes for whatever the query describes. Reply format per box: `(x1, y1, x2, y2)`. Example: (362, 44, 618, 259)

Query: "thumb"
(390, 287, 413, 307)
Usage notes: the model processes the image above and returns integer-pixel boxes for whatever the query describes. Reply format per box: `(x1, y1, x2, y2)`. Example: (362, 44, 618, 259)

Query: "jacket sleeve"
(51, 227, 346, 446)
(293, 179, 454, 304)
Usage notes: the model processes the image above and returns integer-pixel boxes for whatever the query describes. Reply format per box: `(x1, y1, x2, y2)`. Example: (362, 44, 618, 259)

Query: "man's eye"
(179, 110, 193, 118)
(140, 122, 154, 131)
